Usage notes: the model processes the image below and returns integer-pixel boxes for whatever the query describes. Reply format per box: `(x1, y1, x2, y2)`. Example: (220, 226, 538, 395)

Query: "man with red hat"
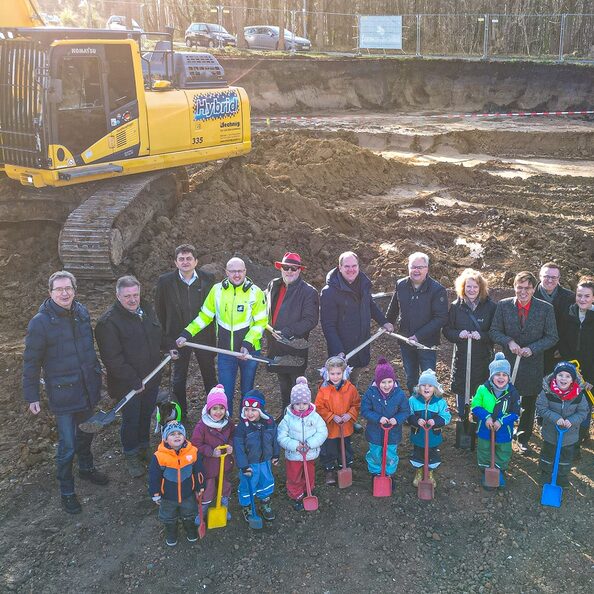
(266, 252, 319, 418)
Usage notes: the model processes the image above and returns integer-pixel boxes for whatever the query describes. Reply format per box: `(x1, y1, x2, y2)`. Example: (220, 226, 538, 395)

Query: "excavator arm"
(0, 0, 45, 28)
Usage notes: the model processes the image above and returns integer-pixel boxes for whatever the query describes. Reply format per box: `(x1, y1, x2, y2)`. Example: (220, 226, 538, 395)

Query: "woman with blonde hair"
(443, 269, 497, 427)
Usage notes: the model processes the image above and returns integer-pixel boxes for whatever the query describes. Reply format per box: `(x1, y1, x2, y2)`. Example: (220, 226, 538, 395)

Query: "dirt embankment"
(221, 57, 594, 114)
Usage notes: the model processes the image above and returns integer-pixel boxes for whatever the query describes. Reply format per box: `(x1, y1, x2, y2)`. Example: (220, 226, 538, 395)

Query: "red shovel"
(418, 426, 434, 501)
(373, 424, 393, 497)
(302, 451, 318, 511)
(337, 423, 352, 489)
(484, 426, 500, 488)
(195, 490, 206, 539)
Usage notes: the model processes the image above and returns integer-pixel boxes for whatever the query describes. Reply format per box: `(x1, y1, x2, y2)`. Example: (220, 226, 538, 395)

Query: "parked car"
(184, 23, 236, 48)
(39, 13, 62, 27)
(106, 15, 143, 32)
(243, 26, 311, 51)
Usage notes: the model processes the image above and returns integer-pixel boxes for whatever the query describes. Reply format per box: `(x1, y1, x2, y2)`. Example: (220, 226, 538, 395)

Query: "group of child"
(148, 352, 590, 545)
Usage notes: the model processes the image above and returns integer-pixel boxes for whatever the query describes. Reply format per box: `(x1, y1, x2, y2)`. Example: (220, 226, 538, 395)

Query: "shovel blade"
(270, 355, 305, 368)
(303, 495, 318, 511)
(337, 467, 352, 489)
(418, 479, 434, 501)
(78, 410, 115, 433)
(540, 483, 563, 508)
(373, 475, 392, 497)
(248, 514, 264, 530)
(198, 520, 206, 539)
(455, 420, 472, 449)
(207, 505, 228, 529)
(485, 467, 500, 488)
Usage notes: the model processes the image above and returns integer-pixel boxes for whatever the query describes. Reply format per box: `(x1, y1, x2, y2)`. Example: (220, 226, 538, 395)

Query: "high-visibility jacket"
(181, 278, 267, 352)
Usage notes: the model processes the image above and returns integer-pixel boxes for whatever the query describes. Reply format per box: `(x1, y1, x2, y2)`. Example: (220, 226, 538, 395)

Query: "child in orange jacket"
(315, 356, 361, 485)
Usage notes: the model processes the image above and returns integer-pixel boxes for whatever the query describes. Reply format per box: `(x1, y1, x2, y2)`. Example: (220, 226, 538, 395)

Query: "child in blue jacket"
(148, 422, 205, 547)
(233, 390, 280, 524)
(361, 358, 410, 489)
(408, 369, 451, 489)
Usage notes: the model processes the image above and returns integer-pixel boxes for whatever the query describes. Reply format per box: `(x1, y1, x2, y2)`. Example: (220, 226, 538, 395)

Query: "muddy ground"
(0, 84, 593, 592)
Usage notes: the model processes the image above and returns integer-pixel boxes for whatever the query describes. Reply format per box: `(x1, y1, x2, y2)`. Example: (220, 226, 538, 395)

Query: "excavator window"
(105, 44, 136, 111)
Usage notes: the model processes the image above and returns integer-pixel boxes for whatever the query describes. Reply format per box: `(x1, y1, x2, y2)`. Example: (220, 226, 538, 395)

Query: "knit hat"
(489, 352, 511, 379)
(290, 376, 312, 404)
(206, 384, 228, 411)
(375, 357, 396, 386)
(162, 421, 186, 442)
(417, 369, 443, 396)
(553, 361, 578, 381)
(241, 389, 270, 420)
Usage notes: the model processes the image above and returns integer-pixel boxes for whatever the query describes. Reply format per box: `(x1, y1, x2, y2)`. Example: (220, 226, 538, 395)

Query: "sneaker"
(517, 442, 534, 457)
(61, 494, 82, 514)
(124, 453, 145, 478)
(165, 523, 178, 547)
(428, 471, 436, 488)
(325, 470, 337, 485)
(79, 468, 109, 486)
(292, 499, 304, 512)
(412, 468, 423, 488)
(260, 498, 275, 521)
(242, 505, 251, 523)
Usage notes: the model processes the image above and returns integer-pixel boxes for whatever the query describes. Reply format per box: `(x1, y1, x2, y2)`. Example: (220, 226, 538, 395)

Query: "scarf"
(292, 404, 314, 418)
(549, 379, 580, 402)
(201, 405, 230, 429)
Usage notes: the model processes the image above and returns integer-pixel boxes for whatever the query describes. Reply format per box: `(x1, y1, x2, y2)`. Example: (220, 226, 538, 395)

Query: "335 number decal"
(192, 136, 204, 144)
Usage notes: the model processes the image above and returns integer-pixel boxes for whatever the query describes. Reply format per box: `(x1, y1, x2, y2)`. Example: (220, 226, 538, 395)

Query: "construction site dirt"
(0, 57, 592, 593)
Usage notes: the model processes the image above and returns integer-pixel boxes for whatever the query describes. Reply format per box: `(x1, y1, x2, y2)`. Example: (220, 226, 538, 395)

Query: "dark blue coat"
(361, 383, 410, 445)
(22, 299, 102, 414)
(233, 418, 280, 470)
(320, 268, 388, 368)
(386, 275, 448, 347)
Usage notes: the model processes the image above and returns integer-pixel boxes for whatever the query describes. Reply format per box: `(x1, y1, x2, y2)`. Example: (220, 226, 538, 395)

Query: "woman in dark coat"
(443, 269, 497, 413)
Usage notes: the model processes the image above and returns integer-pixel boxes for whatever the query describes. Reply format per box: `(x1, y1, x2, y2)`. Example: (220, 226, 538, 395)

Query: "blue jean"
(55, 408, 95, 495)
(121, 383, 159, 454)
(400, 342, 437, 394)
(217, 351, 259, 416)
(172, 346, 217, 416)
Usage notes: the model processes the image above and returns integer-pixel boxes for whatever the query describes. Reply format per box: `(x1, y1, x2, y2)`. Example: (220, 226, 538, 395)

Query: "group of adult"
(23, 245, 593, 514)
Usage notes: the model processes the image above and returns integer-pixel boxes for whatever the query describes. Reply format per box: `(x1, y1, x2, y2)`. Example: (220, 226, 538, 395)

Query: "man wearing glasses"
(386, 252, 448, 394)
(23, 271, 107, 514)
(490, 271, 558, 455)
(266, 252, 319, 416)
(177, 257, 267, 416)
(535, 262, 574, 374)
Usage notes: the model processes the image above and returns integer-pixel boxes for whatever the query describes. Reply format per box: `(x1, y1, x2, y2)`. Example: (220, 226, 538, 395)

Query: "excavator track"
(59, 168, 188, 279)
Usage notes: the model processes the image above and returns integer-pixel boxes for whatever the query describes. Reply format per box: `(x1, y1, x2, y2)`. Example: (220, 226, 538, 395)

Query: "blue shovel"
(540, 426, 568, 508)
(246, 473, 263, 530)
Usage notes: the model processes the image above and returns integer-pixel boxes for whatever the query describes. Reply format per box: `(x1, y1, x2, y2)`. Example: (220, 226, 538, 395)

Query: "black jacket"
(266, 276, 319, 374)
(442, 297, 497, 396)
(154, 269, 215, 350)
(535, 283, 574, 373)
(22, 299, 101, 414)
(95, 300, 163, 399)
(559, 304, 594, 384)
(320, 268, 387, 368)
(386, 275, 448, 347)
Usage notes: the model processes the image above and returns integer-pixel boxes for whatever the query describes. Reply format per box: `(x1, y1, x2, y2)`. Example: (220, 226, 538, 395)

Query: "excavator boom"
(1, 0, 45, 28)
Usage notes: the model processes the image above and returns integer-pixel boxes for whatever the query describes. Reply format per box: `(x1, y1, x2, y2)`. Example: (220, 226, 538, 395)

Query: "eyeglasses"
(410, 265, 428, 270)
(281, 265, 299, 272)
(542, 275, 560, 281)
(226, 270, 245, 275)
(51, 286, 74, 294)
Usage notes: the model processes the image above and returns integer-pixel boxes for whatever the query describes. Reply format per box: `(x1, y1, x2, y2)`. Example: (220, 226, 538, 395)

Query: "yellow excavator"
(0, 0, 251, 278)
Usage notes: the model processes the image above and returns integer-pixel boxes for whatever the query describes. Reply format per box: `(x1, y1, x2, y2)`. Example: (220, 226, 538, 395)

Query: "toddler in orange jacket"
(315, 356, 361, 485)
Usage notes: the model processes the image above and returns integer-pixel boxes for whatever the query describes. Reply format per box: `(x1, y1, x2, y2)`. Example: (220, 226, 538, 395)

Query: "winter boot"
(221, 496, 231, 520)
(165, 523, 178, 547)
(412, 468, 423, 487)
(61, 493, 82, 514)
(428, 470, 436, 488)
(124, 452, 145, 478)
(242, 505, 251, 523)
(260, 497, 275, 521)
(79, 468, 109, 486)
(498, 470, 506, 489)
(182, 518, 198, 543)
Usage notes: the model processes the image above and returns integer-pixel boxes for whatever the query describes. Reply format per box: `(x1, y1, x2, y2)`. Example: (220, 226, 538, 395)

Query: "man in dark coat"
(155, 244, 216, 419)
(535, 262, 575, 374)
(490, 271, 558, 455)
(320, 251, 393, 388)
(96, 275, 172, 477)
(23, 271, 107, 514)
(266, 252, 319, 416)
(386, 252, 448, 394)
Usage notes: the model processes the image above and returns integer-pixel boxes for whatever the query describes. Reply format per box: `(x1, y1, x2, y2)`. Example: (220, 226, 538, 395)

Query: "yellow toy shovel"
(207, 445, 230, 529)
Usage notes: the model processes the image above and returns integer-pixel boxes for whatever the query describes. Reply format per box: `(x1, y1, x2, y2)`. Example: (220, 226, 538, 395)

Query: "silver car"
(243, 26, 311, 51)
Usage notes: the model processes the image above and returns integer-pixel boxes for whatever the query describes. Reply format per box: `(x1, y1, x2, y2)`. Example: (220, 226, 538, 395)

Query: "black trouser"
(172, 346, 217, 416)
(277, 372, 300, 412)
(517, 394, 537, 445)
(320, 436, 353, 471)
(539, 441, 575, 485)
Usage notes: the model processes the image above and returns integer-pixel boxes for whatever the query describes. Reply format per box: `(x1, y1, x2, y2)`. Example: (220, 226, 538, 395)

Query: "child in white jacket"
(277, 376, 328, 511)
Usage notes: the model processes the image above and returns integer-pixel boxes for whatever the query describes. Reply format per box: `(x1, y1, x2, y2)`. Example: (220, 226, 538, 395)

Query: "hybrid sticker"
(193, 90, 239, 121)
